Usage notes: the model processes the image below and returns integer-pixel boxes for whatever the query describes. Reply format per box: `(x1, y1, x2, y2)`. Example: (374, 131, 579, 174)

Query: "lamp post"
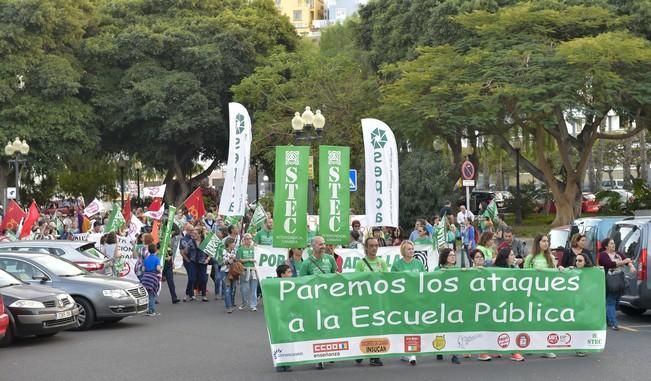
(291, 106, 325, 214)
(514, 142, 522, 225)
(134, 160, 142, 206)
(117, 156, 128, 210)
(4, 137, 29, 205)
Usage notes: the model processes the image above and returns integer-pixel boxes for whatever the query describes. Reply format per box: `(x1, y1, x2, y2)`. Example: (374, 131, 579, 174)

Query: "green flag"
(105, 204, 126, 233)
(247, 204, 267, 234)
(224, 215, 241, 227)
(435, 214, 447, 249)
(199, 231, 221, 258)
(273, 146, 309, 248)
(482, 199, 499, 224)
(53, 216, 64, 235)
(158, 205, 176, 264)
(319, 146, 350, 245)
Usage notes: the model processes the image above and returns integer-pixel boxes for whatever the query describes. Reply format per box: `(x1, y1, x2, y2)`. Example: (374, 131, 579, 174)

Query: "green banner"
(262, 268, 606, 365)
(318, 146, 350, 245)
(105, 204, 126, 233)
(158, 205, 176, 264)
(273, 146, 309, 248)
(199, 231, 221, 257)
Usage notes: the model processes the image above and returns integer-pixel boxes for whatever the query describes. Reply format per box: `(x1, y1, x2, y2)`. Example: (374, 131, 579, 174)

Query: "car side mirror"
(32, 273, 50, 282)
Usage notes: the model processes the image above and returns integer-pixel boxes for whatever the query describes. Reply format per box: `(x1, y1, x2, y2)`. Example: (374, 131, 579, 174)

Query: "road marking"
(621, 324, 651, 328)
(618, 325, 638, 332)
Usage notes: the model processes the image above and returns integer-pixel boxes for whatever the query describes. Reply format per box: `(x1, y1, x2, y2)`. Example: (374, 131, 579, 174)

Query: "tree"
(81, 0, 298, 205)
(378, 1, 651, 225)
(0, 0, 99, 205)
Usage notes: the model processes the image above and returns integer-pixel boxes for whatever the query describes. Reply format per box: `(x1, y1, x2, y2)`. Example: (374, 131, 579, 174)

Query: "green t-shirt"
(300, 255, 337, 275)
(413, 237, 433, 245)
(391, 258, 425, 273)
(477, 245, 494, 260)
(355, 256, 388, 272)
(236, 246, 256, 268)
(524, 253, 553, 270)
(254, 229, 273, 246)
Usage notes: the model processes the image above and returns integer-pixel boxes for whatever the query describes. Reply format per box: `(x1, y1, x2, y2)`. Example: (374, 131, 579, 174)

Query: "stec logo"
(313, 341, 349, 353)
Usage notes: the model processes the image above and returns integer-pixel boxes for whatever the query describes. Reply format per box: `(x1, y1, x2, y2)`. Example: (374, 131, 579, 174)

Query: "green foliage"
(628, 179, 651, 210)
(57, 156, 119, 203)
(398, 149, 457, 229)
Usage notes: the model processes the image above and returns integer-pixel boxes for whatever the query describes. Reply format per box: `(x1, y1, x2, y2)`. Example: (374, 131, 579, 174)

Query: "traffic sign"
(461, 160, 475, 180)
(349, 169, 357, 192)
(6, 187, 16, 200)
(462, 179, 475, 187)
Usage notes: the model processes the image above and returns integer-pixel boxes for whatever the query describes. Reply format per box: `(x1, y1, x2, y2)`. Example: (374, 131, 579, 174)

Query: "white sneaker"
(542, 353, 556, 359)
(238, 305, 245, 310)
(251, 307, 257, 311)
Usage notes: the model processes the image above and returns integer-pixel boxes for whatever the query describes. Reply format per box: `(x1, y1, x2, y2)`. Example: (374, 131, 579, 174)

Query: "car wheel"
(620, 306, 646, 316)
(71, 297, 95, 331)
(0, 312, 15, 347)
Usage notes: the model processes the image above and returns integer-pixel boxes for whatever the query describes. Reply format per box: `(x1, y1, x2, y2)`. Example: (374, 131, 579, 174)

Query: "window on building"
(293, 10, 303, 21)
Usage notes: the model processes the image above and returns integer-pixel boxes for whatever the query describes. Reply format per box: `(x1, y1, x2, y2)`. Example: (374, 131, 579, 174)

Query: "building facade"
(275, 0, 326, 37)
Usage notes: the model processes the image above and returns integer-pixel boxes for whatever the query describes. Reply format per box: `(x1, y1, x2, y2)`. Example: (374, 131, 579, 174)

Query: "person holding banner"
(300, 237, 337, 277)
(285, 248, 304, 277)
(476, 232, 496, 266)
(237, 233, 259, 311)
(436, 248, 462, 365)
(354, 237, 387, 367)
(391, 240, 424, 366)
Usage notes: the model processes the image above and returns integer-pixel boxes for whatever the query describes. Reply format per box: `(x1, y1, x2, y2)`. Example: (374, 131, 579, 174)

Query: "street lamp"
(134, 160, 142, 205)
(4, 137, 29, 205)
(514, 140, 522, 225)
(291, 106, 325, 214)
(117, 156, 128, 210)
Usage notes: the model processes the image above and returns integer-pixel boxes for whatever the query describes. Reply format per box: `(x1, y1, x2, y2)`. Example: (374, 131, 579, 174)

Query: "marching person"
(285, 248, 304, 277)
(274, 264, 294, 373)
(560, 233, 594, 269)
(222, 237, 238, 313)
(141, 243, 162, 316)
(598, 238, 636, 331)
(300, 236, 337, 370)
(237, 233, 258, 311)
(354, 237, 387, 367)
(435, 248, 461, 364)
(391, 240, 424, 365)
(456, 205, 474, 225)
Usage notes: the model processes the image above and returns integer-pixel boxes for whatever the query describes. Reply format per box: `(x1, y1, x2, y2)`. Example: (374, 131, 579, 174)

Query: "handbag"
(228, 261, 245, 280)
(606, 269, 626, 295)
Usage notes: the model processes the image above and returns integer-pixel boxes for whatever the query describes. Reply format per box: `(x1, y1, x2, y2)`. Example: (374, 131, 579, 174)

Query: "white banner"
(255, 245, 437, 280)
(116, 236, 139, 282)
(83, 198, 103, 218)
(362, 118, 399, 228)
(144, 204, 165, 220)
(219, 102, 252, 216)
(143, 184, 166, 199)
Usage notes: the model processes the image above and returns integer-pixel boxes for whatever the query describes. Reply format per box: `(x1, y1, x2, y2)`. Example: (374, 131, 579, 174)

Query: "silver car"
(0, 241, 112, 275)
(0, 252, 148, 330)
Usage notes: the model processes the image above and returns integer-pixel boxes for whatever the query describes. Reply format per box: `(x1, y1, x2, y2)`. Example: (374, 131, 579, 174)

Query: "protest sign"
(262, 268, 606, 366)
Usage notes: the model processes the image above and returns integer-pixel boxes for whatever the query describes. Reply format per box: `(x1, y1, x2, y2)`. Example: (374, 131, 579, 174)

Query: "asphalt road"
(1, 275, 650, 381)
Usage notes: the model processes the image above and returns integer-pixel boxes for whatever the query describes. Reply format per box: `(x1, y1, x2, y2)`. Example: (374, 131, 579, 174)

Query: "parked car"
(549, 225, 570, 264)
(0, 241, 112, 275)
(0, 295, 8, 341)
(0, 268, 79, 346)
(538, 193, 601, 214)
(568, 217, 626, 264)
(0, 253, 148, 330)
(596, 189, 634, 206)
(608, 218, 651, 316)
(601, 179, 625, 190)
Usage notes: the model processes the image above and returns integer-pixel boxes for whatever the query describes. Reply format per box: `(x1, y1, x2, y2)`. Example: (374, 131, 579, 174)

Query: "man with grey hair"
(300, 236, 337, 370)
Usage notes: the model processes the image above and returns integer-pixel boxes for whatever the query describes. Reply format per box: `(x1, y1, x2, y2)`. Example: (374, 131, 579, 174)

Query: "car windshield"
(31, 255, 87, 277)
(0, 269, 23, 288)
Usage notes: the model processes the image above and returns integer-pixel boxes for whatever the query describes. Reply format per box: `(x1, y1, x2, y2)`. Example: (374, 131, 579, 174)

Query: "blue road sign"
(349, 169, 357, 192)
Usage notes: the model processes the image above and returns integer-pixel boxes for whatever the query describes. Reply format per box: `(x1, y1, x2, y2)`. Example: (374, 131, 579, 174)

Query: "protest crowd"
(0, 194, 624, 372)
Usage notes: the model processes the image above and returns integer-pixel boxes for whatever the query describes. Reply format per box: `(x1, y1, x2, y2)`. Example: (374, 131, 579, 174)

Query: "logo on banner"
(273, 348, 304, 361)
(547, 333, 572, 348)
(433, 335, 446, 351)
(414, 250, 429, 271)
(313, 341, 349, 353)
(457, 334, 482, 349)
(515, 333, 531, 349)
(328, 150, 341, 165)
(235, 113, 246, 134)
(404, 336, 421, 353)
(370, 128, 388, 149)
(497, 333, 511, 349)
(360, 338, 390, 354)
(118, 262, 131, 278)
(587, 333, 603, 347)
(285, 150, 299, 165)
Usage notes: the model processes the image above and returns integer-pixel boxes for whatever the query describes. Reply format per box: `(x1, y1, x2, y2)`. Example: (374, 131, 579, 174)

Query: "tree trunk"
(623, 135, 633, 188)
(595, 140, 604, 189)
(587, 151, 597, 192)
(640, 129, 648, 182)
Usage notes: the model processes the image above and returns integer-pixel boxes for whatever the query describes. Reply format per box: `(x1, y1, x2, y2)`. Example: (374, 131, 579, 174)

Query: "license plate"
(137, 297, 148, 306)
(56, 310, 73, 320)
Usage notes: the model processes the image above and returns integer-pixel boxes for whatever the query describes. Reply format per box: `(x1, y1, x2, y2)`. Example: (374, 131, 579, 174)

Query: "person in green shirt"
(412, 219, 433, 245)
(476, 231, 496, 265)
(253, 217, 273, 246)
(354, 237, 387, 367)
(300, 236, 337, 276)
(237, 233, 258, 311)
(299, 236, 336, 371)
(391, 239, 424, 365)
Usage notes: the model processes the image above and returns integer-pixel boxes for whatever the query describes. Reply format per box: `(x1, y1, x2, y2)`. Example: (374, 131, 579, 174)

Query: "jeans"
(148, 292, 157, 314)
(215, 270, 226, 297)
(224, 278, 237, 309)
(606, 293, 621, 326)
(163, 265, 178, 301)
(184, 260, 195, 297)
(240, 274, 258, 308)
(194, 262, 208, 296)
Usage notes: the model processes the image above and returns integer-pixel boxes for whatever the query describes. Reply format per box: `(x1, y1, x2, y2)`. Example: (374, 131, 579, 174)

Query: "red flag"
(184, 187, 206, 221)
(19, 200, 40, 238)
(0, 200, 26, 232)
(148, 197, 162, 212)
(122, 196, 132, 222)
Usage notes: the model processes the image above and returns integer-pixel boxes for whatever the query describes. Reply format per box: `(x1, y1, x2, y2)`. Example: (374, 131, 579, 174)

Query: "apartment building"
(275, 0, 326, 37)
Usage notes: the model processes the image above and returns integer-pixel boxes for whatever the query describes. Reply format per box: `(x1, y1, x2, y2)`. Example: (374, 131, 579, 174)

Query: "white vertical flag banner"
(143, 184, 166, 199)
(219, 102, 252, 216)
(83, 198, 103, 218)
(362, 118, 399, 227)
